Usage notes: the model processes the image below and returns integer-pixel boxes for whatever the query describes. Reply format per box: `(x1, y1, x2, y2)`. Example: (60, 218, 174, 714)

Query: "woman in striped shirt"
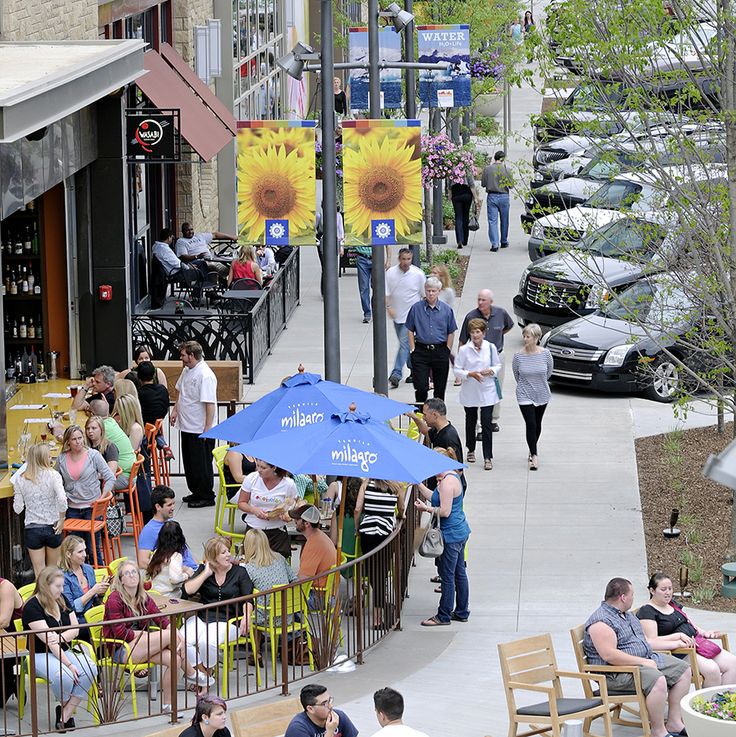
(356, 479, 405, 629)
(512, 323, 554, 471)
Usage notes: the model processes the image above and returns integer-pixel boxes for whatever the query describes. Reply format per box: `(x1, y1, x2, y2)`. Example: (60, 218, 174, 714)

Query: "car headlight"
(603, 344, 632, 367)
(531, 222, 544, 239)
(518, 269, 530, 294)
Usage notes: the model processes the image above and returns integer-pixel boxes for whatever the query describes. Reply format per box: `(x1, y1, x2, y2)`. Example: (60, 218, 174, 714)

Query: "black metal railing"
(132, 249, 300, 383)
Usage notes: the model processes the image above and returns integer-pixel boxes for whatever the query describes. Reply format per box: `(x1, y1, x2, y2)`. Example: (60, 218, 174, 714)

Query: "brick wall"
(173, 0, 220, 232)
(1, 0, 97, 40)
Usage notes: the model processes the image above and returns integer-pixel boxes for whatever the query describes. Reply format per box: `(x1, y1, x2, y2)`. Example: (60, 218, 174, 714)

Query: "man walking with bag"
(481, 151, 514, 251)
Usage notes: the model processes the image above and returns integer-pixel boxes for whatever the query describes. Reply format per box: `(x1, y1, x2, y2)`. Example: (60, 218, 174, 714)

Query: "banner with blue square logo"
(265, 219, 289, 246)
(371, 219, 396, 245)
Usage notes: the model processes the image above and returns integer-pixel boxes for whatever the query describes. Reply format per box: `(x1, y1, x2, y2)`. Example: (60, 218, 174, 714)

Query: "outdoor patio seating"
(499, 633, 613, 737)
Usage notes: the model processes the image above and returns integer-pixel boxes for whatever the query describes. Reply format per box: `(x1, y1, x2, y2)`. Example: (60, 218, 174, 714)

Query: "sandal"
(434, 586, 442, 593)
(529, 455, 538, 471)
(466, 451, 476, 463)
(484, 459, 493, 470)
(421, 616, 450, 627)
(430, 575, 441, 583)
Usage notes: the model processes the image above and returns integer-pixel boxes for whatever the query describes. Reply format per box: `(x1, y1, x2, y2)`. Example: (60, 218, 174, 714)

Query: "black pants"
(519, 403, 547, 456)
(181, 432, 216, 501)
(360, 531, 389, 607)
(464, 405, 494, 460)
(411, 344, 450, 403)
(452, 190, 473, 247)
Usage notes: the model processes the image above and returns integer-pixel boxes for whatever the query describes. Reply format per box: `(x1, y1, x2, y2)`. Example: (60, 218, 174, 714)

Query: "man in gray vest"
(583, 577, 690, 737)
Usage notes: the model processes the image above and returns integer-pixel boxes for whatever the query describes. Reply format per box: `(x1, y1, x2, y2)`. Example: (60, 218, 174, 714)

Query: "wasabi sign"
(417, 24, 471, 108)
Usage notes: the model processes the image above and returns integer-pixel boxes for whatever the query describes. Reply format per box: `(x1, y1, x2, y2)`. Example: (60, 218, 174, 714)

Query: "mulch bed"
(637, 423, 736, 611)
(454, 254, 470, 297)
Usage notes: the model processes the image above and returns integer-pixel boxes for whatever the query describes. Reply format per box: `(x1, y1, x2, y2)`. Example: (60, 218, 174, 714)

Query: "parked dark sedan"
(514, 217, 668, 328)
(540, 275, 701, 402)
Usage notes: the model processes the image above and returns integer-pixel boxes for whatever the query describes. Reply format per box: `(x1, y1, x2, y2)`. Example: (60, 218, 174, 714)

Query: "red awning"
(136, 43, 235, 162)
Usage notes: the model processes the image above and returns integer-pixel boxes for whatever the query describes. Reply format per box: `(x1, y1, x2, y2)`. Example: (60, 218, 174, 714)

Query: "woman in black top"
(22, 566, 98, 730)
(638, 571, 736, 686)
(182, 536, 254, 671)
(179, 694, 231, 737)
(450, 172, 481, 249)
(333, 77, 347, 116)
(222, 446, 257, 489)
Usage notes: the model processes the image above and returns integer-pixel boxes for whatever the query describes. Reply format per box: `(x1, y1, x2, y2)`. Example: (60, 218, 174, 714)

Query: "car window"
(582, 220, 665, 258)
(602, 279, 694, 328)
(585, 181, 644, 210)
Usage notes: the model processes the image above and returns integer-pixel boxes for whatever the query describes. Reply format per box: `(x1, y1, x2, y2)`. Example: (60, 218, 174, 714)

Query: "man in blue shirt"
(285, 684, 358, 737)
(405, 276, 458, 405)
(137, 485, 197, 570)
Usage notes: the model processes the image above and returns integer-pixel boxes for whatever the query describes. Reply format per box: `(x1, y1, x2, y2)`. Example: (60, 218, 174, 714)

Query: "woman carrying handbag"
(450, 172, 481, 249)
(414, 448, 470, 627)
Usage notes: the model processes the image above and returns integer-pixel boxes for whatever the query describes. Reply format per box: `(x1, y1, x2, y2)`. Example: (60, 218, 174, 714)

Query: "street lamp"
(380, 3, 415, 31)
(277, 42, 319, 80)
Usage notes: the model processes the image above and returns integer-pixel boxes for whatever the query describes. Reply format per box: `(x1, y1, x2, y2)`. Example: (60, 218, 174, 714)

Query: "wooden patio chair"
(499, 633, 613, 737)
(570, 624, 651, 737)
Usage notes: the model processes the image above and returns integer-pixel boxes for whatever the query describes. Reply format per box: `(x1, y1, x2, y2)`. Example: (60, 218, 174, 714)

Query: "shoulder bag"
(468, 204, 480, 232)
(670, 601, 722, 658)
(418, 511, 444, 558)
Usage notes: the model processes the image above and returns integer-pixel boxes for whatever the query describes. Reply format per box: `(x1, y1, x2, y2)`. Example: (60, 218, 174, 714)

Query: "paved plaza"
(110, 65, 733, 737)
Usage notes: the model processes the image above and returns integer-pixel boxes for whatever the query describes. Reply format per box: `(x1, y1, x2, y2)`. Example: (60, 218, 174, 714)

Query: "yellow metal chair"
(213, 445, 245, 551)
(17, 583, 36, 602)
(252, 581, 315, 675)
(85, 604, 157, 718)
(218, 612, 262, 696)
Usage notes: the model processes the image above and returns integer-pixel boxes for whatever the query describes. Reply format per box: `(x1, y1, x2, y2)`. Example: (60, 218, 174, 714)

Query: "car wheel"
(643, 356, 680, 402)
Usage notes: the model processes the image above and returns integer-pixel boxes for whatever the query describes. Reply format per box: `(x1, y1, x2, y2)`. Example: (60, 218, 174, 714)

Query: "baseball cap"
(288, 504, 321, 524)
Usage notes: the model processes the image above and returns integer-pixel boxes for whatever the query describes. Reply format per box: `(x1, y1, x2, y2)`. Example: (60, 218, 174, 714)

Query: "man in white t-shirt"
(370, 687, 428, 737)
(175, 222, 236, 285)
(170, 340, 218, 508)
(385, 248, 425, 389)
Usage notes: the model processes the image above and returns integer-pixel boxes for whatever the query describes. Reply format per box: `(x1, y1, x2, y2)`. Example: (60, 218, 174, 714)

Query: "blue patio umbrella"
(201, 367, 414, 444)
(233, 409, 464, 561)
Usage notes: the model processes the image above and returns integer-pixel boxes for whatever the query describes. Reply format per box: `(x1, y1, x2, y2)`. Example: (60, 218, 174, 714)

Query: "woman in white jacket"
(145, 520, 194, 597)
(453, 317, 502, 470)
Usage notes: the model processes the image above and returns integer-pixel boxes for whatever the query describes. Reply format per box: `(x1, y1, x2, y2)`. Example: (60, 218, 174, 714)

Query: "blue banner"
(349, 27, 403, 111)
(265, 219, 289, 245)
(417, 24, 471, 108)
(371, 219, 396, 245)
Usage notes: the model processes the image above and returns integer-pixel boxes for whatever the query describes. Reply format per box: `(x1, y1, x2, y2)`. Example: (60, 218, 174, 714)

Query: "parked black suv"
(514, 217, 668, 328)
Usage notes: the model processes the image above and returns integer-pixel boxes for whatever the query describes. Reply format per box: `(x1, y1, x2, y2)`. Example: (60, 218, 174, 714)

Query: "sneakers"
(185, 671, 215, 688)
(389, 374, 400, 389)
(466, 451, 476, 463)
(362, 314, 371, 323)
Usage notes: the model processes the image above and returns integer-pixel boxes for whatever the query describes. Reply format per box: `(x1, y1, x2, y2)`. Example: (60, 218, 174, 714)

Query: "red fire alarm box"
(98, 284, 112, 301)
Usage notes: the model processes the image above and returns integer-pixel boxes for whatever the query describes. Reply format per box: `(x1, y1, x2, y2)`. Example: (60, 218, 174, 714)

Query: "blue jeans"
(391, 322, 411, 379)
(436, 539, 470, 622)
(356, 255, 372, 318)
(34, 649, 97, 703)
(487, 193, 510, 249)
(65, 508, 103, 565)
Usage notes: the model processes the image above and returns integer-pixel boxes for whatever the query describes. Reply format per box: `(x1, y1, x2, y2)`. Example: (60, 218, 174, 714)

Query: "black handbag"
(468, 210, 480, 231)
(418, 513, 444, 558)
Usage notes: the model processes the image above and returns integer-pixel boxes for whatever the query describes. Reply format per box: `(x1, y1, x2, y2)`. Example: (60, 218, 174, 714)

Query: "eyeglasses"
(314, 697, 334, 708)
(121, 570, 139, 577)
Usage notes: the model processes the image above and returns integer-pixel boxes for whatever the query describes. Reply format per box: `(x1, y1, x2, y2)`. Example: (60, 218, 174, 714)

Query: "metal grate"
(535, 148, 568, 164)
(548, 344, 605, 362)
(524, 276, 587, 310)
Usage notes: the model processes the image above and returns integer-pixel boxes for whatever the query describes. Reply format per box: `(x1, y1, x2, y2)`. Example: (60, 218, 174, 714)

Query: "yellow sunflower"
(237, 143, 315, 241)
(256, 127, 312, 157)
(343, 133, 423, 237)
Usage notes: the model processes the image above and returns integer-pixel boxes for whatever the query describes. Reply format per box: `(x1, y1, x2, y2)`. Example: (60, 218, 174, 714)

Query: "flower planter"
(682, 685, 736, 736)
(474, 93, 503, 118)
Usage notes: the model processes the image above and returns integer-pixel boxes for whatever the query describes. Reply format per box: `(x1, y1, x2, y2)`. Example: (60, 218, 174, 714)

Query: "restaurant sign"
(126, 108, 181, 162)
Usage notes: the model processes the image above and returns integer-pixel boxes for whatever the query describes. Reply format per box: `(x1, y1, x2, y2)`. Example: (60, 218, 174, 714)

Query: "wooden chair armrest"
(716, 633, 730, 650)
(556, 669, 609, 696)
(583, 663, 643, 689)
(507, 681, 556, 696)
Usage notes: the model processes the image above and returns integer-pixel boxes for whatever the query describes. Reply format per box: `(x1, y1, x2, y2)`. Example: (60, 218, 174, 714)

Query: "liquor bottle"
(20, 266, 28, 294)
(29, 346, 38, 381)
(14, 352, 22, 377)
(3, 266, 9, 294)
(33, 272, 41, 295)
(23, 227, 32, 254)
(32, 223, 39, 255)
(27, 264, 35, 292)
(20, 347, 29, 378)
(36, 316, 43, 340)
(28, 316, 35, 339)
(12, 318, 18, 339)
(14, 238, 23, 255)
(19, 315, 27, 338)
(9, 268, 17, 295)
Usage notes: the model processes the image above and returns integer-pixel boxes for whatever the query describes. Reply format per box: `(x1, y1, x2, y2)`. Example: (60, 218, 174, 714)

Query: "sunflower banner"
(236, 120, 317, 245)
(342, 120, 423, 247)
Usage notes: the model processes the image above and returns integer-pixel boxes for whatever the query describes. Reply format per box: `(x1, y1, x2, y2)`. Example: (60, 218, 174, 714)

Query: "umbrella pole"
(311, 474, 318, 504)
(335, 475, 348, 565)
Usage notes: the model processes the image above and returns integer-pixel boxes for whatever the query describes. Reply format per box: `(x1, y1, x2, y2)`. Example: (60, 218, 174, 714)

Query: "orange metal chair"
(145, 420, 170, 487)
(62, 492, 114, 569)
(115, 454, 145, 558)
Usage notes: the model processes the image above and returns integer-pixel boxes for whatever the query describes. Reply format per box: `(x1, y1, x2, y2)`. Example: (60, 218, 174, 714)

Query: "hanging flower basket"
(420, 132, 477, 189)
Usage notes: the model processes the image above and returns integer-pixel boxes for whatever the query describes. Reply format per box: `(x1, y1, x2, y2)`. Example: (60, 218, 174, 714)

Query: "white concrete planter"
(474, 93, 503, 117)
(681, 685, 736, 737)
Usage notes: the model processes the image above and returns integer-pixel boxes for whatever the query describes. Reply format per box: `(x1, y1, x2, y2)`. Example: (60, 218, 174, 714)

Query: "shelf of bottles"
(2, 200, 45, 383)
